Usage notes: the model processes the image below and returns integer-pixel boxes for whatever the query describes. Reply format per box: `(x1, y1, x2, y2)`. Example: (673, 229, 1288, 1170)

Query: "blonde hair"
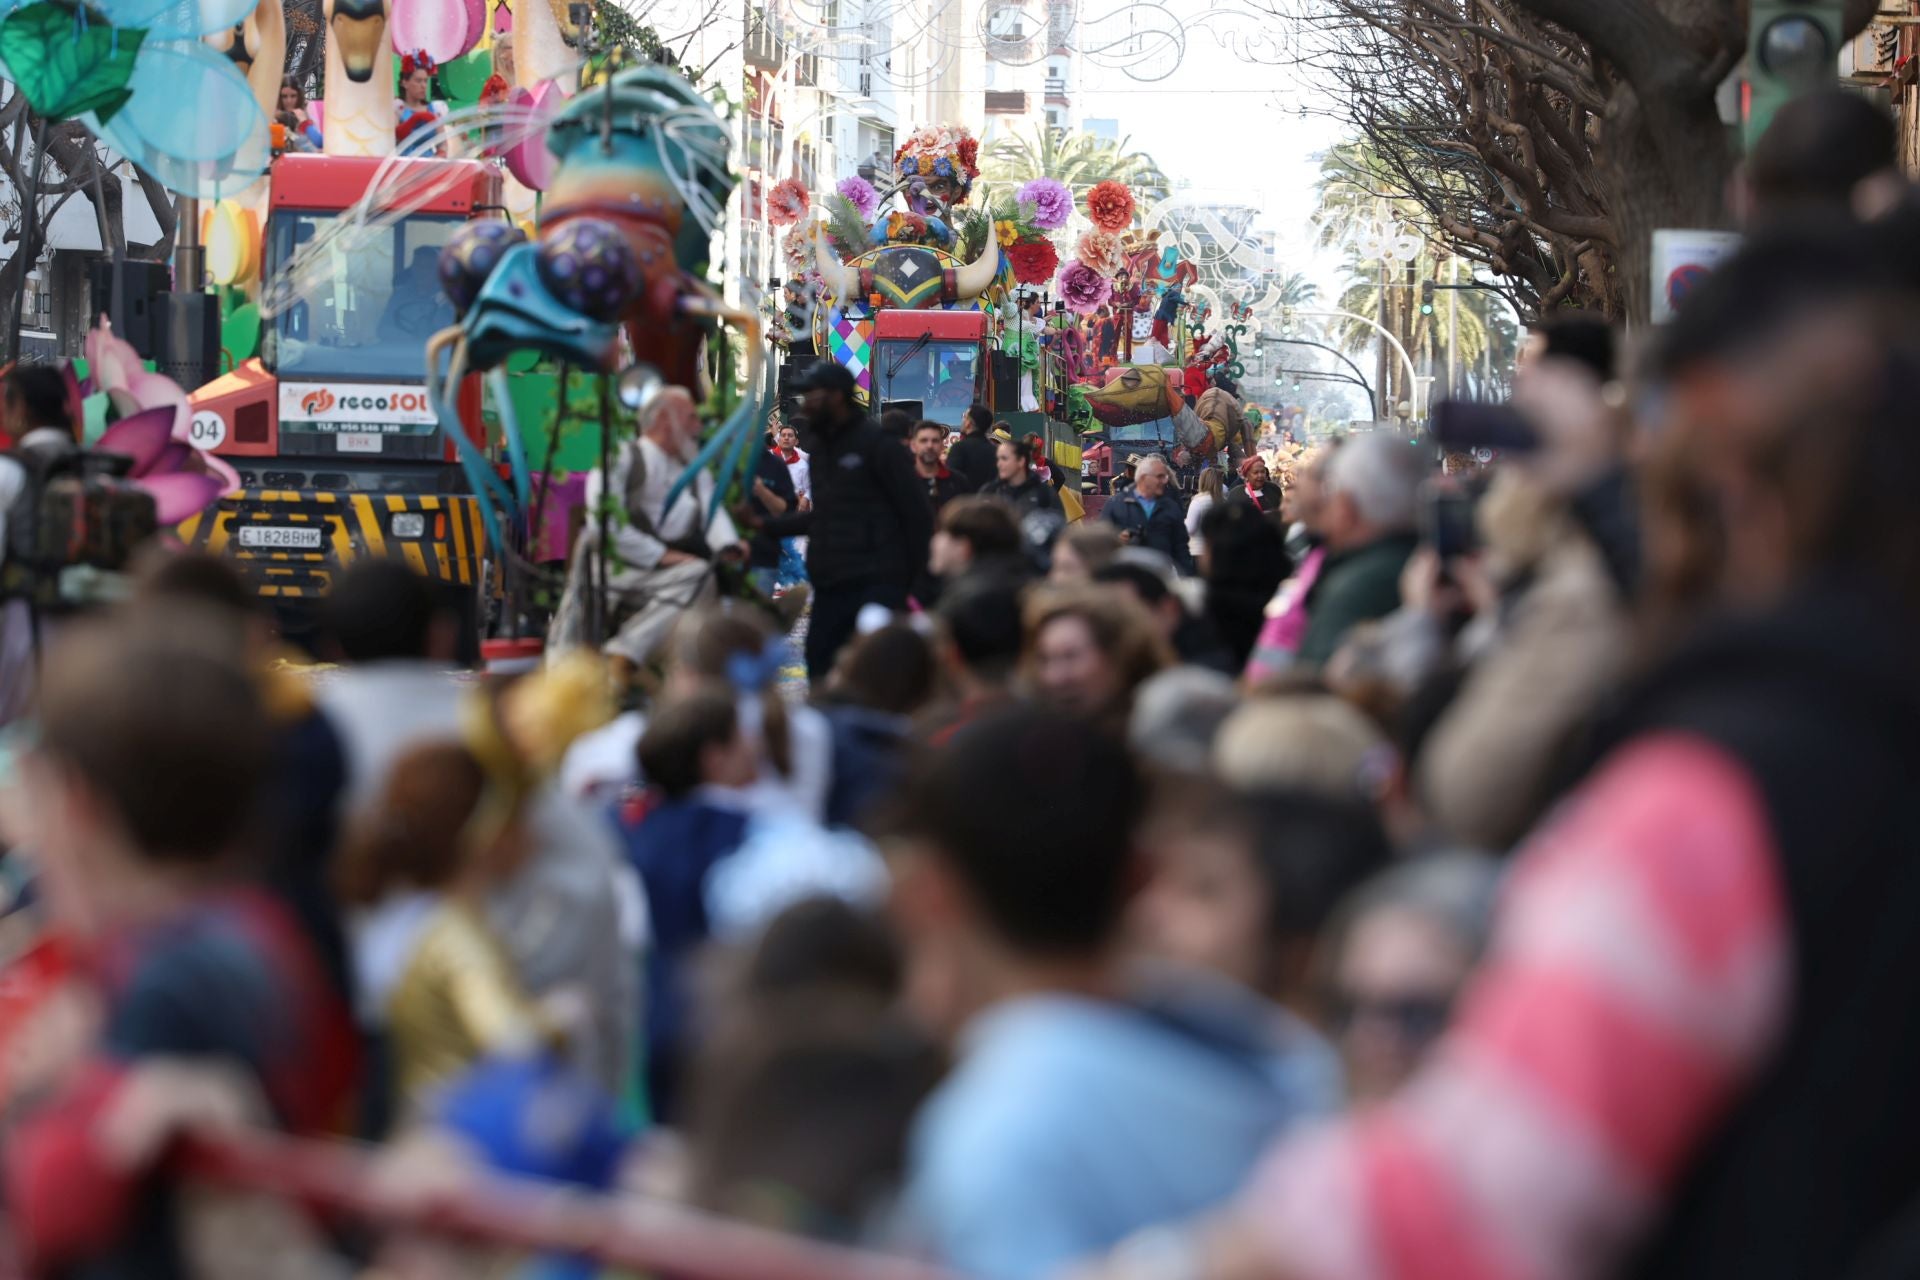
(1214, 693, 1394, 801)
(1197, 468, 1225, 500)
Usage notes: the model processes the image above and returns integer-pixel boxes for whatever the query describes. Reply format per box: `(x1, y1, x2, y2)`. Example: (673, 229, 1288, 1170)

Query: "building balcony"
(1045, 76, 1067, 94)
(744, 14, 786, 70)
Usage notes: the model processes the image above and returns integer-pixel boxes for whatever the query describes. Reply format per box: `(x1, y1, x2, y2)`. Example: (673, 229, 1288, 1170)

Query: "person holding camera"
(0, 364, 79, 726)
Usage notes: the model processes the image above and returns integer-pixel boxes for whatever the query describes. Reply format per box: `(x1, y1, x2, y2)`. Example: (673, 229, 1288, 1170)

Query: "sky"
(1072, 7, 1348, 297)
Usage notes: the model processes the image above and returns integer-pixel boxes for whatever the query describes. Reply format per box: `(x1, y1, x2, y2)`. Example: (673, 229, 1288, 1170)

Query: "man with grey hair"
(548, 385, 745, 668)
(1101, 452, 1194, 575)
(1295, 432, 1424, 666)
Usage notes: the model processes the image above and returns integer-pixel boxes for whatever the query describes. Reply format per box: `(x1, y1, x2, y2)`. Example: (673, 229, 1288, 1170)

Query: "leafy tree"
(1267, 0, 1883, 322)
(980, 124, 1171, 207)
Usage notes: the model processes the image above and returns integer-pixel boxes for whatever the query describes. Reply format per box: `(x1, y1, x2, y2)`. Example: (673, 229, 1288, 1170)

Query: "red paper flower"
(768, 177, 810, 227)
(1006, 238, 1060, 285)
(958, 136, 979, 177)
(1086, 180, 1136, 234)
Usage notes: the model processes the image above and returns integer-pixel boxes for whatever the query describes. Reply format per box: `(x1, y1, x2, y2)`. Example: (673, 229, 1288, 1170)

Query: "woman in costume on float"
(396, 50, 446, 155)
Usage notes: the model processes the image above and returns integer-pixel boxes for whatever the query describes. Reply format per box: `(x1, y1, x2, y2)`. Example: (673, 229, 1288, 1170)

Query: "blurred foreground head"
(1133, 775, 1394, 1006)
(882, 704, 1141, 1034)
(1647, 220, 1920, 619)
(29, 611, 269, 932)
(1319, 852, 1501, 1103)
(1741, 90, 1899, 228)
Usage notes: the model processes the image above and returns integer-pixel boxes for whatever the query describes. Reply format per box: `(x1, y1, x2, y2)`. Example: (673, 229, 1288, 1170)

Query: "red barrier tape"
(180, 1129, 952, 1280)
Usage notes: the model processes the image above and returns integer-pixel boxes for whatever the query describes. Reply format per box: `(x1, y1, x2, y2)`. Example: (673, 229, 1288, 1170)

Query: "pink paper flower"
(768, 177, 810, 227)
(85, 319, 238, 521)
(1017, 177, 1072, 230)
(1075, 231, 1123, 276)
(835, 176, 879, 221)
(1057, 260, 1113, 315)
(95, 405, 237, 523)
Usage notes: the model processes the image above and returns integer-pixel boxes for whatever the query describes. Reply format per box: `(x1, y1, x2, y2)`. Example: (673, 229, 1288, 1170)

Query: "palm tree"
(1268, 270, 1320, 308)
(980, 125, 1172, 208)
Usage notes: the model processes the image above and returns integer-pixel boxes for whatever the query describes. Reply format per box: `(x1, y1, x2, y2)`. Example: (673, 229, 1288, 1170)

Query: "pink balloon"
(391, 0, 474, 65)
(504, 82, 558, 189)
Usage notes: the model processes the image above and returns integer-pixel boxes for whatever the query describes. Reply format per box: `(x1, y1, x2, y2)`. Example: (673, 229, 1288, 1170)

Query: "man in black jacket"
(758, 362, 934, 678)
(1100, 454, 1193, 575)
(945, 403, 998, 493)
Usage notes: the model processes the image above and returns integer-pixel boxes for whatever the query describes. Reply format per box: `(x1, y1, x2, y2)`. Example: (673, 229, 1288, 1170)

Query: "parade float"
(1043, 187, 1257, 495)
(160, 0, 767, 647)
(769, 126, 1086, 486)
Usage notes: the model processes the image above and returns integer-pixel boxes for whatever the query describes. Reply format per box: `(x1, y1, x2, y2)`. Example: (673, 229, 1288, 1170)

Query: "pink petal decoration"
(152, 442, 194, 476)
(106, 388, 142, 421)
(463, 0, 485, 52)
(505, 82, 559, 189)
(95, 405, 180, 476)
(86, 322, 143, 394)
(124, 370, 189, 437)
(140, 473, 231, 525)
(391, 0, 474, 65)
(190, 448, 242, 493)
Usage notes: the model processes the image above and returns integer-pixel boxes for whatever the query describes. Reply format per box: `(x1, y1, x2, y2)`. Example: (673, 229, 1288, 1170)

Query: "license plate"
(337, 433, 383, 453)
(237, 525, 323, 550)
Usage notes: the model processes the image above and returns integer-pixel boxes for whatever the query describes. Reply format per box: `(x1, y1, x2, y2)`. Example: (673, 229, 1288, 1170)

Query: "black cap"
(794, 361, 859, 395)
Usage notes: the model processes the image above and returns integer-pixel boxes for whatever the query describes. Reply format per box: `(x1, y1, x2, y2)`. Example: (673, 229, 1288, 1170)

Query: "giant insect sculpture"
(422, 64, 763, 560)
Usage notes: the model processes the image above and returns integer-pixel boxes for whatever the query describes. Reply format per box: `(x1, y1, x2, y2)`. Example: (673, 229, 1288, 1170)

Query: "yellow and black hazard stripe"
(177, 489, 489, 601)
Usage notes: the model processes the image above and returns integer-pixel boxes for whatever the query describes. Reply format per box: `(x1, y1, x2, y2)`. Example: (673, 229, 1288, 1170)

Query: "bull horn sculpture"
(812, 222, 861, 303)
(954, 235, 1000, 300)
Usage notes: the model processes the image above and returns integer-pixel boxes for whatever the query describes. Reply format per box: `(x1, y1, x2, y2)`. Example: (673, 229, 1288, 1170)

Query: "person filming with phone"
(1337, 313, 1637, 853)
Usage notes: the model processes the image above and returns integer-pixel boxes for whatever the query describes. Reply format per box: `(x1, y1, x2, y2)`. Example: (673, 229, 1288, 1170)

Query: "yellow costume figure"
(371, 897, 548, 1106)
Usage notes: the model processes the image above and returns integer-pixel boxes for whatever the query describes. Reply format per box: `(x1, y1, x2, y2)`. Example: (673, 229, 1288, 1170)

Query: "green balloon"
(223, 302, 261, 364)
(440, 48, 494, 107)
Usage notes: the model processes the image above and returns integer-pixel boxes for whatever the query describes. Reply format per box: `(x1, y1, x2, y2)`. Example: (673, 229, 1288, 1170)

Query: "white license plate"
(337, 433, 383, 453)
(237, 525, 324, 550)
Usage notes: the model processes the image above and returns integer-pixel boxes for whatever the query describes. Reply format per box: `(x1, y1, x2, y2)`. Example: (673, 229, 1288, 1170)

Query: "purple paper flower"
(1018, 177, 1073, 230)
(1057, 259, 1113, 314)
(836, 176, 880, 221)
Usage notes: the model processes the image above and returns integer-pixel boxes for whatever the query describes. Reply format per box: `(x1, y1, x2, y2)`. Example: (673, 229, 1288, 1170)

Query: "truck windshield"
(262, 211, 464, 381)
(871, 338, 981, 426)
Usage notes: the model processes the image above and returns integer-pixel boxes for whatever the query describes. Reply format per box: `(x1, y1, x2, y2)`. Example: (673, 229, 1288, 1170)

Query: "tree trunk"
(133, 170, 180, 263)
(1594, 84, 1735, 325)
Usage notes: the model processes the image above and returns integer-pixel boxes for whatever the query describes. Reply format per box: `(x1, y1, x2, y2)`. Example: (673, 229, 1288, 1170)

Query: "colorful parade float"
(0, 0, 767, 649)
(763, 124, 1088, 486)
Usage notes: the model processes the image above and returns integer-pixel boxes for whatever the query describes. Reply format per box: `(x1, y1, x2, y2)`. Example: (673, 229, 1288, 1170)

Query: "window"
(263, 210, 465, 386)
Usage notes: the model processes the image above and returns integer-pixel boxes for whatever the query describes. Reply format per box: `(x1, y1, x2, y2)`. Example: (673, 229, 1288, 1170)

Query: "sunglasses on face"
(1328, 992, 1455, 1044)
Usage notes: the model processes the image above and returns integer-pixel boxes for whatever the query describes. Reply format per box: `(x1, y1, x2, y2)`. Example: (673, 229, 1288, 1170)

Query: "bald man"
(548, 387, 746, 667)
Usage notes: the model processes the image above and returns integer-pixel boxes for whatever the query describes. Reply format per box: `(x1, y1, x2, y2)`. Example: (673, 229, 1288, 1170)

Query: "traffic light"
(1746, 1, 1843, 148)
(1419, 281, 1435, 315)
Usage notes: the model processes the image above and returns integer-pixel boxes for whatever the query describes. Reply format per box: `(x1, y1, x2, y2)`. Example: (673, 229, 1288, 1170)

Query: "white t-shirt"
(781, 448, 812, 503)
(1185, 490, 1217, 559)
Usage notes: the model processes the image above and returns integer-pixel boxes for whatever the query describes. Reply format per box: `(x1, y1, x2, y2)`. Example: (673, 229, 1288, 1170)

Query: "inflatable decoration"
(1080, 364, 1182, 428)
(0, 0, 271, 196)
